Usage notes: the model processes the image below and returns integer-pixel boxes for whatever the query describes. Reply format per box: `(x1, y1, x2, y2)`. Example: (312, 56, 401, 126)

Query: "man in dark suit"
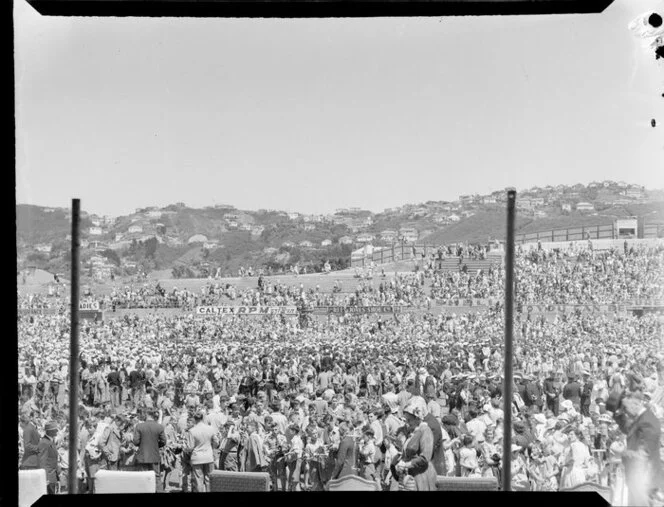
(20, 413, 41, 470)
(523, 374, 543, 412)
(579, 370, 594, 417)
(331, 422, 357, 479)
(38, 421, 60, 494)
(620, 389, 664, 506)
(133, 408, 167, 492)
(543, 370, 560, 416)
(562, 374, 582, 411)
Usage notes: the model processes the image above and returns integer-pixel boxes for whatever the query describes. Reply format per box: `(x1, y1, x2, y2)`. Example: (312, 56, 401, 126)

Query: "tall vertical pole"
(502, 189, 516, 492)
(68, 199, 81, 495)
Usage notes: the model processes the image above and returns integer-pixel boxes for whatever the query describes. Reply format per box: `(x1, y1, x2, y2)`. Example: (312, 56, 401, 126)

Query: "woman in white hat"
(393, 396, 437, 491)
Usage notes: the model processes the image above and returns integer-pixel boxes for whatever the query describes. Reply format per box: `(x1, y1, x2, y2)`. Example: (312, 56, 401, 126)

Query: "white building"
(576, 202, 595, 212)
(321, 239, 333, 247)
(188, 234, 208, 244)
(128, 225, 143, 234)
(89, 226, 103, 236)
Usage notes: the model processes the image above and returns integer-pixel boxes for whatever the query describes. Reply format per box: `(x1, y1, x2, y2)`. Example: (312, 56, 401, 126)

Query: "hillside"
(16, 180, 664, 278)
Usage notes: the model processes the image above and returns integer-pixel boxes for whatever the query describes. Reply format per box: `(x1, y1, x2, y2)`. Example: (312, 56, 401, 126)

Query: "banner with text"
(519, 304, 628, 315)
(80, 301, 100, 311)
(313, 306, 410, 315)
(195, 306, 298, 316)
(435, 298, 499, 308)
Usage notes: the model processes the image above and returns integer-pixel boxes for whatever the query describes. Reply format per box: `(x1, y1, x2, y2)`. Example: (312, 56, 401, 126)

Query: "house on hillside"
(89, 226, 103, 236)
(80, 239, 89, 249)
(166, 236, 183, 246)
(128, 225, 143, 234)
(239, 224, 252, 232)
(251, 226, 265, 237)
(299, 240, 314, 249)
(35, 244, 52, 254)
(588, 181, 600, 189)
(461, 210, 475, 218)
(263, 247, 278, 255)
(531, 197, 545, 207)
(204, 240, 220, 249)
(448, 214, 461, 223)
(381, 230, 398, 242)
(357, 233, 375, 243)
(282, 241, 295, 248)
(303, 224, 315, 232)
(534, 210, 548, 218)
(188, 234, 208, 244)
(576, 202, 594, 212)
(482, 196, 497, 205)
(321, 239, 333, 247)
(227, 221, 238, 228)
(623, 188, 645, 199)
(288, 212, 300, 220)
(147, 211, 162, 219)
(517, 199, 534, 210)
(561, 203, 572, 212)
(401, 232, 419, 243)
(338, 236, 354, 246)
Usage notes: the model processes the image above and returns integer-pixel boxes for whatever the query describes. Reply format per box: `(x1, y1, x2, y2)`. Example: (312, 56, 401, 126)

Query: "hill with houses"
(16, 180, 664, 280)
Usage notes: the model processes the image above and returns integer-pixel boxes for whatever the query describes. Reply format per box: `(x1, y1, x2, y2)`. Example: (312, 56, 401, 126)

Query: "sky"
(14, 0, 664, 217)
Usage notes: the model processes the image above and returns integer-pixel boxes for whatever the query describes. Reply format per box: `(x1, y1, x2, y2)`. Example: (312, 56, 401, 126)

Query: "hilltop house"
(576, 202, 595, 212)
(299, 240, 314, 249)
(561, 203, 572, 212)
(288, 212, 300, 220)
(338, 236, 354, 246)
(128, 225, 143, 234)
(35, 244, 52, 254)
(282, 241, 295, 248)
(321, 239, 333, 247)
(357, 233, 375, 243)
(188, 234, 208, 244)
(482, 197, 496, 205)
(88, 226, 103, 236)
(381, 230, 398, 242)
(448, 214, 461, 222)
(303, 224, 316, 232)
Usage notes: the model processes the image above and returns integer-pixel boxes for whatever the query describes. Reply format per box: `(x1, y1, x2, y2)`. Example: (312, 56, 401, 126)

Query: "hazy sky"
(14, 0, 664, 217)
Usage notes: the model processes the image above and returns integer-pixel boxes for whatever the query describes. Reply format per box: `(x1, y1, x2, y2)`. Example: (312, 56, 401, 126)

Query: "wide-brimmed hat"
(44, 421, 58, 434)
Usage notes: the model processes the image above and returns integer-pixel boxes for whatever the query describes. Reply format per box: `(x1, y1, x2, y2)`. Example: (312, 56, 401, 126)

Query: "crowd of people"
(17, 240, 664, 502)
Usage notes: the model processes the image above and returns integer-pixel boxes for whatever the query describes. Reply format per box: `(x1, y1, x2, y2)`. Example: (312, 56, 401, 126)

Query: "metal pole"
(502, 189, 516, 492)
(68, 199, 81, 495)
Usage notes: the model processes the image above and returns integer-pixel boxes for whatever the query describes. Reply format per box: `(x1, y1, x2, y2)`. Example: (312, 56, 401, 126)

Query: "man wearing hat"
(562, 373, 582, 412)
(579, 370, 594, 417)
(184, 410, 220, 492)
(133, 408, 167, 492)
(543, 370, 560, 416)
(38, 421, 61, 494)
(100, 413, 124, 471)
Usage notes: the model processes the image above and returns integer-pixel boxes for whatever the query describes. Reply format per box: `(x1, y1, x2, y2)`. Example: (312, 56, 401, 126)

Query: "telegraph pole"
(502, 189, 516, 491)
(68, 199, 81, 494)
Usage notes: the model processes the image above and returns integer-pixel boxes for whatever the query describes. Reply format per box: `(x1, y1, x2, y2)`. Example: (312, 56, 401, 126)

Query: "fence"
(515, 222, 664, 245)
(515, 223, 615, 245)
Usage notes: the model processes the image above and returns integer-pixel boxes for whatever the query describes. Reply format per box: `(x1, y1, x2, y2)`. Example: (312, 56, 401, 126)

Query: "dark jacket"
(133, 420, 167, 464)
(423, 413, 443, 454)
(21, 422, 41, 468)
(332, 435, 357, 479)
(38, 435, 59, 484)
(580, 381, 594, 407)
(562, 381, 582, 406)
(524, 381, 543, 407)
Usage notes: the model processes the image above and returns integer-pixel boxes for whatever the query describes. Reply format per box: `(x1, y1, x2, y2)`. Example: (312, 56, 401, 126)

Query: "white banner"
(79, 301, 100, 310)
(195, 306, 297, 316)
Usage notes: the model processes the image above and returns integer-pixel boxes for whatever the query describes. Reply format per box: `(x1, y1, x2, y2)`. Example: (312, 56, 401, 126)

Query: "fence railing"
(515, 223, 615, 245)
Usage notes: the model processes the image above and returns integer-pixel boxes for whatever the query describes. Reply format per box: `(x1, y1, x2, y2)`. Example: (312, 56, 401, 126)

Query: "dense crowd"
(17, 240, 664, 501)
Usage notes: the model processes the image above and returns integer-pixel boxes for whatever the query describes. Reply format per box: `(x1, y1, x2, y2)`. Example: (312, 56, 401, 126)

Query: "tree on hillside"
(101, 249, 121, 266)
